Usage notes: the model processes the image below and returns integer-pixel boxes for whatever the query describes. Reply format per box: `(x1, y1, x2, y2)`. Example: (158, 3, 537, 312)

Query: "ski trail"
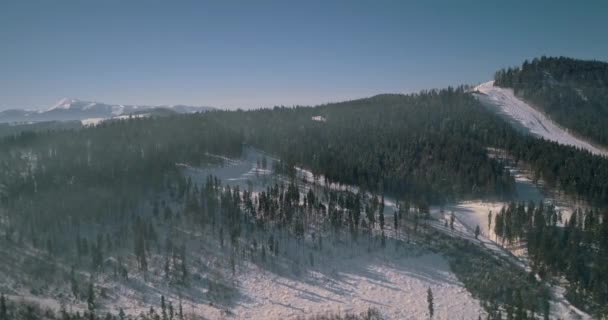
(474, 81, 608, 157)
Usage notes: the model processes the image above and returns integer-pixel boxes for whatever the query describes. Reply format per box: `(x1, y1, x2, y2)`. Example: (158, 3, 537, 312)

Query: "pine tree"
(393, 211, 398, 230)
(161, 295, 168, 320)
(488, 210, 492, 230)
(70, 266, 79, 299)
(180, 244, 188, 284)
(475, 225, 480, 239)
(450, 212, 455, 230)
(179, 300, 184, 320)
(427, 287, 434, 319)
(0, 293, 7, 320)
(59, 301, 68, 320)
(134, 220, 148, 272)
(87, 282, 95, 320)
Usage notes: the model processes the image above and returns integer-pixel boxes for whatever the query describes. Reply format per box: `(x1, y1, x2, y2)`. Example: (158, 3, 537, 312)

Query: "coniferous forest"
(0, 58, 608, 318)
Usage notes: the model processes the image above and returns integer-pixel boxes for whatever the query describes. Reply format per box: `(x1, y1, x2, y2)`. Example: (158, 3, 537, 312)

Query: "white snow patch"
(81, 117, 105, 126)
(80, 114, 149, 126)
(474, 81, 608, 157)
(311, 116, 327, 122)
(111, 105, 125, 116)
(83, 102, 98, 110)
(231, 252, 483, 320)
(113, 113, 149, 120)
(48, 97, 76, 111)
(575, 88, 588, 102)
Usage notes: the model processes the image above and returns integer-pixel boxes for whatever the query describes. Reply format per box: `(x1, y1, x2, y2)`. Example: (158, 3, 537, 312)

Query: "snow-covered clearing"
(231, 251, 482, 320)
(474, 81, 608, 157)
(184, 148, 593, 319)
(1, 147, 589, 319)
(67, 240, 483, 320)
(80, 113, 149, 126)
(178, 149, 484, 319)
(81, 117, 106, 126)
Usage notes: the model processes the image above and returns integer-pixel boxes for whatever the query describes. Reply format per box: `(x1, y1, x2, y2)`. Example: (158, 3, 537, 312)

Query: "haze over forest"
(1, 1, 608, 320)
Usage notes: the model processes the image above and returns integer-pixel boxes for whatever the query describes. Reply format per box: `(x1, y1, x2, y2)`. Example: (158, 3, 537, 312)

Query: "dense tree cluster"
(493, 202, 608, 316)
(0, 292, 187, 320)
(445, 238, 550, 320)
(502, 137, 608, 205)
(495, 56, 608, 146)
(207, 87, 608, 206)
(208, 88, 517, 203)
(0, 115, 242, 259)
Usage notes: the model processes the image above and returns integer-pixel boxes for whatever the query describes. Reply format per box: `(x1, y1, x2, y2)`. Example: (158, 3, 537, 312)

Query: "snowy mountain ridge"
(0, 98, 215, 124)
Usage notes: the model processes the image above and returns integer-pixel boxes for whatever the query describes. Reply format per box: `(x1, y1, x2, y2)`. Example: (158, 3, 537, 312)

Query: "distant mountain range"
(0, 98, 214, 123)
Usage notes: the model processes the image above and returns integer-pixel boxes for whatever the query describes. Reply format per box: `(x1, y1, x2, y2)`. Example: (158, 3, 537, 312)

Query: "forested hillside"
(210, 88, 516, 203)
(1, 83, 608, 317)
(209, 87, 608, 206)
(0, 116, 242, 254)
(3, 87, 608, 258)
(494, 56, 608, 146)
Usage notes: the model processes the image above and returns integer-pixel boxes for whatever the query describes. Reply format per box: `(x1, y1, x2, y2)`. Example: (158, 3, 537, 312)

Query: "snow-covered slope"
(474, 81, 608, 157)
(232, 251, 483, 320)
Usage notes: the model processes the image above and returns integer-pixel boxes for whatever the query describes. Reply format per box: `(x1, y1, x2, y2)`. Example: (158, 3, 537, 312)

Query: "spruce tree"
(0, 293, 7, 320)
(488, 211, 492, 230)
(70, 266, 79, 299)
(393, 211, 398, 230)
(427, 287, 434, 319)
(87, 282, 95, 320)
(450, 212, 455, 230)
(179, 300, 184, 320)
(161, 295, 167, 320)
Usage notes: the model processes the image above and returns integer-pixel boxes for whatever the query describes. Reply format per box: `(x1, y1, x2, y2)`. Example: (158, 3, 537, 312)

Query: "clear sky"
(1, 0, 607, 110)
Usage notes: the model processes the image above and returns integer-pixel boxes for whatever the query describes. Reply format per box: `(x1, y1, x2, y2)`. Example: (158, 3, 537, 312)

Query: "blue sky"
(1, 0, 607, 110)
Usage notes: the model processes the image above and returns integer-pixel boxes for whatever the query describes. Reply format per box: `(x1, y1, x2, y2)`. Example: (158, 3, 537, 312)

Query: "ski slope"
(474, 81, 608, 157)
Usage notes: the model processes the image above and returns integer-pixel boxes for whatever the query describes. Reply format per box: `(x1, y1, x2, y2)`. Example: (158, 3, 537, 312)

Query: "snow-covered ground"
(184, 148, 593, 319)
(1, 147, 590, 319)
(81, 113, 149, 126)
(230, 251, 482, 320)
(474, 81, 608, 157)
(178, 149, 484, 319)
